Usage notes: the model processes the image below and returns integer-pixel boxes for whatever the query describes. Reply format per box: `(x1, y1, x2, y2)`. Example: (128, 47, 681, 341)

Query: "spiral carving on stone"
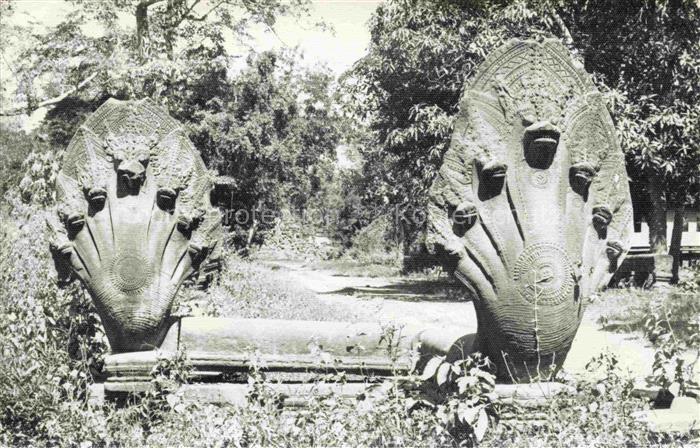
(109, 253, 153, 293)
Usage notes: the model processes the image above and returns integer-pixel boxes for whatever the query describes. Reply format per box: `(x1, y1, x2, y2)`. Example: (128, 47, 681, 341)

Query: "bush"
(678, 264, 700, 294)
(180, 253, 366, 322)
(486, 352, 666, 447)
(0, 194, 108, 444)
(252, 209, 343, 262)
(0, 195, 696, 446)
(344, 214, 403, 266)
(0, 124, 33, 199)
(17, 149, 60, 206)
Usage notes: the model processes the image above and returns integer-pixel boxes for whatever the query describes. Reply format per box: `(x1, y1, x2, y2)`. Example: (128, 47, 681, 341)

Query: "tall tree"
(191, 51, 343, 248)
(345, 0, 700, 262)
(0, 0, 310, 118)
(1, 0, 343, 253)
(343, 0, 573, 248)
(565, 0, 700, 279)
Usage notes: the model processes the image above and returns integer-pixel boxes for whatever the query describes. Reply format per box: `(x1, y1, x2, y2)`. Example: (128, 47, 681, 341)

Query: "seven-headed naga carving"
(49, 99, 223, 352)
(428, 39, 633, 381)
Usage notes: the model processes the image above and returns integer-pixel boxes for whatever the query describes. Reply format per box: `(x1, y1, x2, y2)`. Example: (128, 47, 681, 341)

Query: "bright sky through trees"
(3, 0, 381, 75)
(1, 0, 381, 128)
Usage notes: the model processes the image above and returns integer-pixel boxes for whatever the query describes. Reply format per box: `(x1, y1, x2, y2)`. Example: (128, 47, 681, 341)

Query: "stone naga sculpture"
(428, 40, 633, 381)
(49, 99, 223, 353)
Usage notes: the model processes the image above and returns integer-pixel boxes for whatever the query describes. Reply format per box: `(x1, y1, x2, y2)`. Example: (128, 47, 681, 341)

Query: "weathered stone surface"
(492, 382, 576, 407)
(92, 381, 388, 407)
(95, 375, 577, 409)
(428, 39, 633, 381)
(103, 317, 416, 394)
(50, 99, 223, 352)
(633, 396, 700, 433)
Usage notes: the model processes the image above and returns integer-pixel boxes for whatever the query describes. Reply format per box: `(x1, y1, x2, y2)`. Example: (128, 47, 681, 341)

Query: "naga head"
(104, 134, 155, 194)
(522, 120, 560, 169)
(50, 99, 223, 352)
(429, 40, 633, 381)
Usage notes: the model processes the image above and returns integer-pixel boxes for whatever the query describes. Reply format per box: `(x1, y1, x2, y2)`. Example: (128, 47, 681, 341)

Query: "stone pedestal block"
(103, 317, 429, 395)
(633, 396, 700, 433)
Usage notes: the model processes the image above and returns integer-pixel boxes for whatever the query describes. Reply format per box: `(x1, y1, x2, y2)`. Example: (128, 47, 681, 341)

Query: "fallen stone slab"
(632, 396, 700, 433)
(103, 317, 420, 396)
(492, 382, 577, 407)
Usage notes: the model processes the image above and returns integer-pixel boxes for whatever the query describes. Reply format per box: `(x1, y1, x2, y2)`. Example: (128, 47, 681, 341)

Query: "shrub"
(181, 253, 367, 322)
(17, 149, 60, 206)
(0, 194, 108, 444)
(344, 214, 403, 266)
(678, 264, 700, 294)
(0, 124, 33, 198)
(253, 209, 343, 262)
(486, 351, 691, 447)
(1, 195, 696, 446)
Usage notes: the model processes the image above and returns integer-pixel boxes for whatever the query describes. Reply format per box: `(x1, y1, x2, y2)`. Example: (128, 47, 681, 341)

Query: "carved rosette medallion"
(528, 169, 550, 189)
(49, 98, 224, 353)
(512, 243, 575, 306)
(109, 253, 153, 294)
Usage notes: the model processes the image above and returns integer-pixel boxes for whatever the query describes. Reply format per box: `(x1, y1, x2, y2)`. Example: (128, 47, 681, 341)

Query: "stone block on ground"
(633, 396, 700, 433)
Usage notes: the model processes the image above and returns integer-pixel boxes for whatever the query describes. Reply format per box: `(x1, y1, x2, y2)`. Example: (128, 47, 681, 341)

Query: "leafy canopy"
(344, 0, 700, 234)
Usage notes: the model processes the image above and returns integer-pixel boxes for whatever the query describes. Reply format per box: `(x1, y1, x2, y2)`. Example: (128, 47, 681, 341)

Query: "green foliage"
(595, 286, 699, 404)
(567, 0, 700, 208)
(344, 0, 569, 231)
(17, 149, 60, 206)
(3, 0, 311, 115)
(417, 354, 498, 444)
(345, 0, 700, 248)
(0, 196, 697, 445)
(678, 264, 700, 293)
(192, 51, 343, 248)
(643, 297, 699, 398)
(0, 195, 108, 445)
(4, 0, 341, 251)
(597, 287, 699, 348)
(253, 210, 343, 261)
(41, 96, 99, 149)
(4, 0, 343, 249)
(486, 350, 693, 446)
(342, 214, 403, 265)
(0, 124, 35, 198)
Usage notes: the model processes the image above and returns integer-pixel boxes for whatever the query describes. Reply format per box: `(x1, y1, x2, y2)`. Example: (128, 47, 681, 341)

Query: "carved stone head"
(429, 40, 633, 381)
(50, 99, 223, 352)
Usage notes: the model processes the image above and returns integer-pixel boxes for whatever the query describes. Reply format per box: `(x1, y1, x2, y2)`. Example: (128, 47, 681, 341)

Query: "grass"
(591, 287, 700, 346)
(176, 255, 372, 322)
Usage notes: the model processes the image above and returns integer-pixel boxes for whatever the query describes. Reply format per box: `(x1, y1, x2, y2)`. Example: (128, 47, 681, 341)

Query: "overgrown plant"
(0, 204, 111, 445)
(644, 299, 699, 398)
(413, 354, 498, 445)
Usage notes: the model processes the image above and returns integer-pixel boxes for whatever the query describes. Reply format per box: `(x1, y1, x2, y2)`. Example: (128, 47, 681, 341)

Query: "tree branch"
(551, 11, 574, 47)
(0, 72, 99, 117)
(185, 0, 227, 22)
(174, 0, 202, 26)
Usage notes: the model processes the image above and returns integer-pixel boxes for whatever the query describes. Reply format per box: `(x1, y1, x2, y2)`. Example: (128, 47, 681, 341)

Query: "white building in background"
(630, 209, 700, 263)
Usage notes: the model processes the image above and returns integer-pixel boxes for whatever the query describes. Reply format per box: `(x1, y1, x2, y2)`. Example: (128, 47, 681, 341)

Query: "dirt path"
(267, 261, 671, 380)
(281, 267, 476, 330)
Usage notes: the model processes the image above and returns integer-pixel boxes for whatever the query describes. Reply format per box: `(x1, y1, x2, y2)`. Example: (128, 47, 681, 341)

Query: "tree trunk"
(164, 0, 182, 61)
(646, 174, 668, 255)
(669, 206, 685, 284)
(246, 201, 262, 248)
(136, 2, 151, 61)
